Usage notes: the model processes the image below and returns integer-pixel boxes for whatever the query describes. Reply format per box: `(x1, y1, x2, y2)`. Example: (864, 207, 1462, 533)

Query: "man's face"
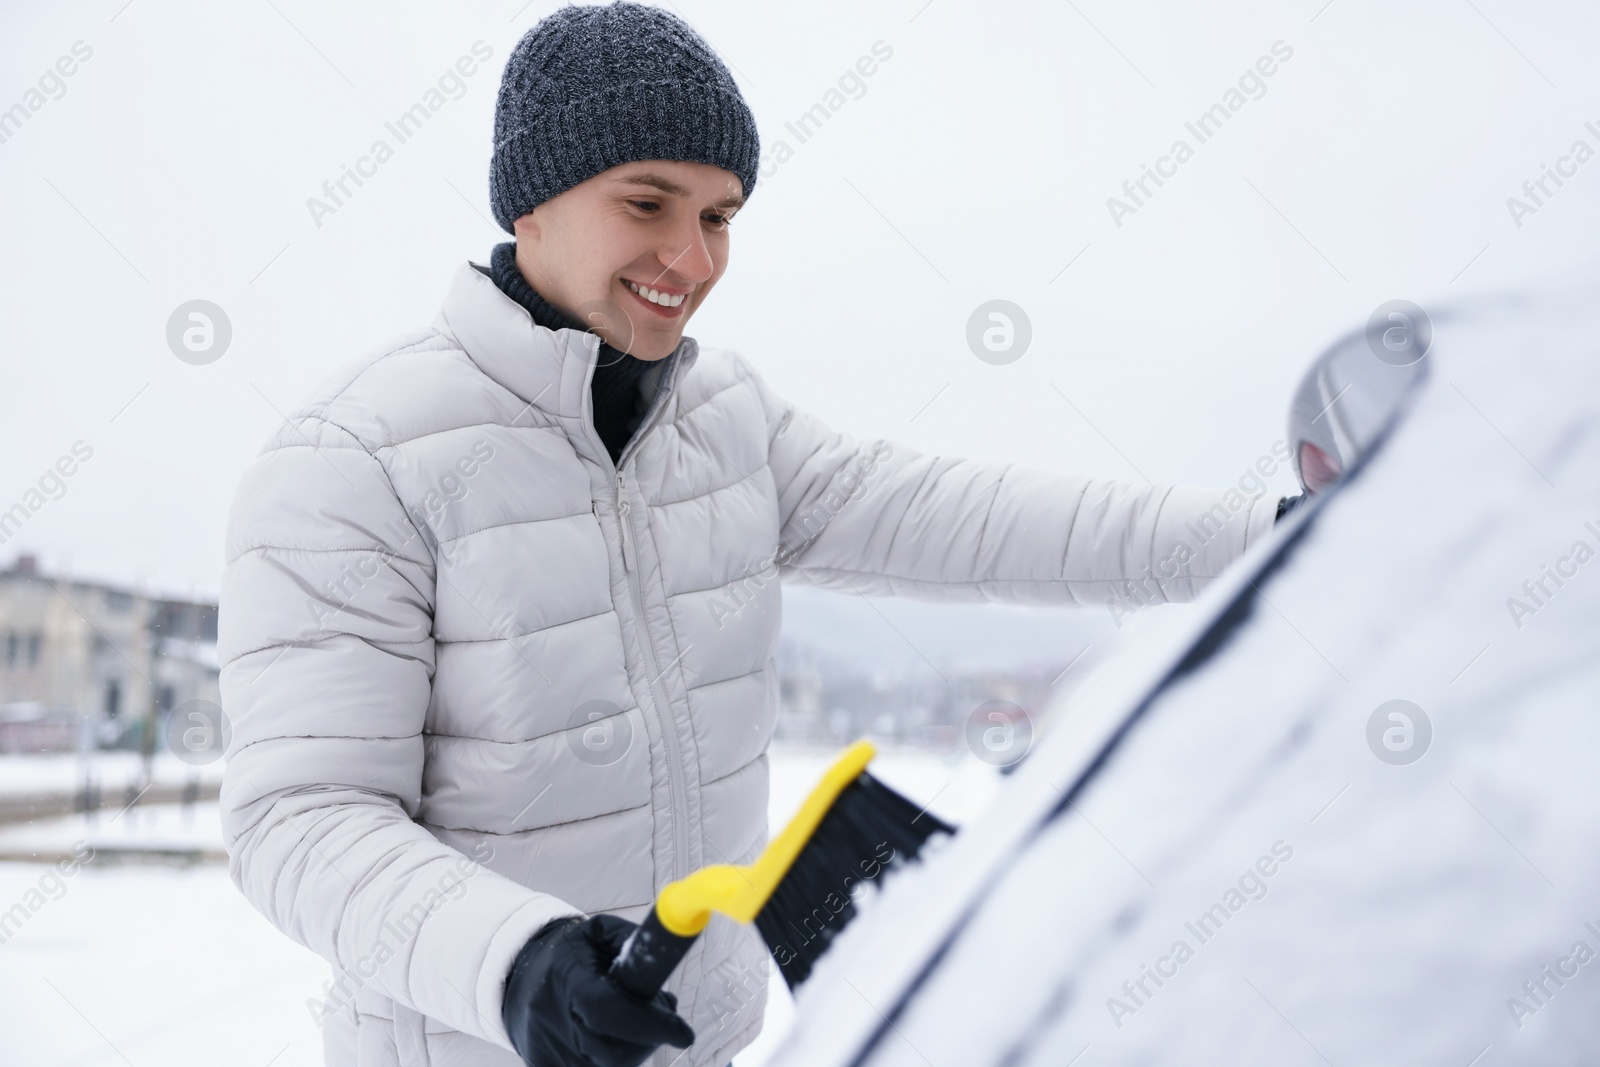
(511, 159, 745, 361)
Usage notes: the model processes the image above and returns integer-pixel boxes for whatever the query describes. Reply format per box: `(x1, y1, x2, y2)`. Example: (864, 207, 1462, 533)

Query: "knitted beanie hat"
(489, 1, 761, 233)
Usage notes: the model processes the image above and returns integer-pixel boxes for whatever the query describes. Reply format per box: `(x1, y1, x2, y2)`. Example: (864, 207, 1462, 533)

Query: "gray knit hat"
(489, 1, 761, 233)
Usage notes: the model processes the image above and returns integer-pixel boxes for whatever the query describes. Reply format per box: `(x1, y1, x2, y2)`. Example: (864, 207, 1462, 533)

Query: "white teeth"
(625, 280, 686, 307)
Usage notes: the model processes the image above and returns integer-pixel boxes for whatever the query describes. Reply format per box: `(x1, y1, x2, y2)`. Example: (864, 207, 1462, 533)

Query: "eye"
(627, 199, 660, 214)
(704, 212, 733, 229)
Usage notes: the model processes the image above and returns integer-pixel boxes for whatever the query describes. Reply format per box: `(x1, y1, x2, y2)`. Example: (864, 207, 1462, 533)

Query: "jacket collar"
(433, 261, 700, 436)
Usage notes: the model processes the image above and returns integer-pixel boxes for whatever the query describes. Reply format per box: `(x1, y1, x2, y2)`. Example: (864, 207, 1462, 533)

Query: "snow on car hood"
(770, 279, 1600, 1067)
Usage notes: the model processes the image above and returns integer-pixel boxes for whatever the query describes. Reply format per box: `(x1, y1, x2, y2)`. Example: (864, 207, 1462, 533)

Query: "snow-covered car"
(769, 279, 1600, 1067)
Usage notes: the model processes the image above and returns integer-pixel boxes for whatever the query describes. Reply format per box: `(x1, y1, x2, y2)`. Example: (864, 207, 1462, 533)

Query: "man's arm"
(737, 355, 1279, 606)
(218, 413, 581, 1051)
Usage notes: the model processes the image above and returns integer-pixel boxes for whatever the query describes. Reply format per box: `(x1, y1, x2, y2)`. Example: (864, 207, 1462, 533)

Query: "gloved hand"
(1275, 493, 1307, 525)
(502, 913, 696, 1067)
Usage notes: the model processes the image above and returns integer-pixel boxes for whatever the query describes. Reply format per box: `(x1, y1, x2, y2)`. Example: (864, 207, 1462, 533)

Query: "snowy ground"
(0, 742, 1001, 1066)
(0, 796, 223, 861)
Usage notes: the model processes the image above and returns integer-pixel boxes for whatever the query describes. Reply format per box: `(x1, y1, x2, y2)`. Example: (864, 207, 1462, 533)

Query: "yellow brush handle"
(654, 739, 876, 936)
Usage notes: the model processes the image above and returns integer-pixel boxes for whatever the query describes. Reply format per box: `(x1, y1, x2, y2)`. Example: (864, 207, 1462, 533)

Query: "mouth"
(620, 277, 690, 319)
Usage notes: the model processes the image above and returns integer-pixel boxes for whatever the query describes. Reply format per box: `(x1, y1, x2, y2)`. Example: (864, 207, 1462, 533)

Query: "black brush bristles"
(755, 771, 956, 990)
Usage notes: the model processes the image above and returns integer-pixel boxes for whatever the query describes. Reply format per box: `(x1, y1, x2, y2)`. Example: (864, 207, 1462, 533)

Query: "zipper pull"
(616, 471, 637, 572)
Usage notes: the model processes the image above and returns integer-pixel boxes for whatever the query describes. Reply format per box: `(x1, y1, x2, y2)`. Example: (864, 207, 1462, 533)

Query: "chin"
(629, 329, 684, 362)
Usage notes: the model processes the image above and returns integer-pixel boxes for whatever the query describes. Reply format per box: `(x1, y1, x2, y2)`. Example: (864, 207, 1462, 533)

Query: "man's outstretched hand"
(503, 914, 696, 1067)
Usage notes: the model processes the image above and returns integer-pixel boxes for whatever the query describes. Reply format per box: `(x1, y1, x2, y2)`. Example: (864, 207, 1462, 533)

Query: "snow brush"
(607, 739, 956, 996)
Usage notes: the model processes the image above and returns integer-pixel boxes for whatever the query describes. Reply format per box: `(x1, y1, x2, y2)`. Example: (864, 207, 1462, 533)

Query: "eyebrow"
(610, 172, 746, 211)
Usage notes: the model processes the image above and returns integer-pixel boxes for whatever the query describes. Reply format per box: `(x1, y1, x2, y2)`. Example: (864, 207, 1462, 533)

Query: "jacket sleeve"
(738, 355, 1280, 607)
(217, 413, 582, 1053)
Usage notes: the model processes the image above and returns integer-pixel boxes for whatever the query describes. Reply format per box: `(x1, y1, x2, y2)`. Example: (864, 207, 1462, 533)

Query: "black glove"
(502, 913, 695, 1067)
(1275, 493, 1307, 525)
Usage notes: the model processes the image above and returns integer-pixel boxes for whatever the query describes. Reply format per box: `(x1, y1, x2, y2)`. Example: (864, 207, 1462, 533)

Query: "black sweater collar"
(478, 242, 664, 465)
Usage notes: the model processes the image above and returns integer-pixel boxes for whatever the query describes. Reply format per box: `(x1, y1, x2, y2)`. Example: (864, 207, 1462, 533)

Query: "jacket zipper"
(593, 352, 692, 885)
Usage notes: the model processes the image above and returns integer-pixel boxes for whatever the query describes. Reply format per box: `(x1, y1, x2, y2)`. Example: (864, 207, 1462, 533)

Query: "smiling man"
(217, 5, 1288, 1067)
(508, 162, 743, 356)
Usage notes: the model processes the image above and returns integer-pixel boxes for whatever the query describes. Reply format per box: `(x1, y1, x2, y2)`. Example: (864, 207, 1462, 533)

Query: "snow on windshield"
(772, 279, 1600, 1067)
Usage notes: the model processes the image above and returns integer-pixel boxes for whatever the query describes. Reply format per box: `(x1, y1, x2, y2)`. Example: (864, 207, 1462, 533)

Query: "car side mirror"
(1289, 303, 1435, 495)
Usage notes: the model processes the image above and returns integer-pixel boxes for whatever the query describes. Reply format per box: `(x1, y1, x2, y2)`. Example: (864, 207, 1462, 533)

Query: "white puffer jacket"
(217, 262, 1279, 1067)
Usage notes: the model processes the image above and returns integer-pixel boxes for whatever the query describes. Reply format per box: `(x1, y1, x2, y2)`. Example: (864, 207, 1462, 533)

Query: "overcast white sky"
(2, 0, 1596, 606)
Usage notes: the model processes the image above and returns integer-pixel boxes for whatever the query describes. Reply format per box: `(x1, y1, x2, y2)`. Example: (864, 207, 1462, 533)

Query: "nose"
(654, 212, 714, 287)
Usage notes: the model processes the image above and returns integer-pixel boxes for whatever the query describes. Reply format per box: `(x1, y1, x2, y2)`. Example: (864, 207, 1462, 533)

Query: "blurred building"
(776, 636, 1067, 751)
(0, 554, 218, 753)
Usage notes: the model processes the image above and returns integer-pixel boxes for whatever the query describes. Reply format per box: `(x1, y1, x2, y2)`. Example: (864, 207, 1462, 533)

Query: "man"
(217, 4, 1287, 1066)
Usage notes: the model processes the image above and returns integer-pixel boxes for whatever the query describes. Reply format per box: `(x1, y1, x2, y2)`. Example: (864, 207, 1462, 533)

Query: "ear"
(511, 212, 541, 240)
